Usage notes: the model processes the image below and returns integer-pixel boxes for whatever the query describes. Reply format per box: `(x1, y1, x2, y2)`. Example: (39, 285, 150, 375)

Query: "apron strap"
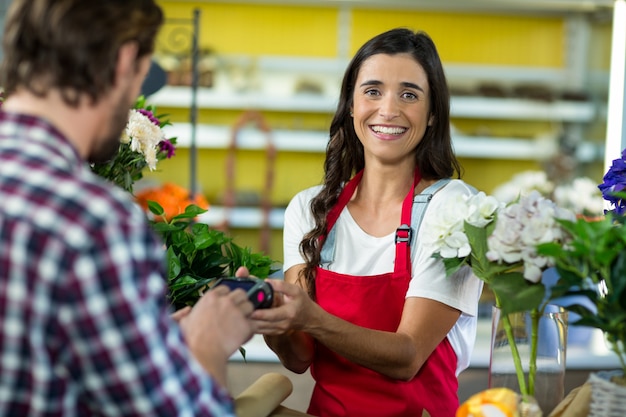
(393, 169, 422, 275)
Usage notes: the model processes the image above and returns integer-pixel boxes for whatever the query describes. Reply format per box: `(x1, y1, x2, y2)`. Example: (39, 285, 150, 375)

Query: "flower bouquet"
(91, 95, 176, 193)
(93, 96, 278, 310)
(423, 190, 575, 409)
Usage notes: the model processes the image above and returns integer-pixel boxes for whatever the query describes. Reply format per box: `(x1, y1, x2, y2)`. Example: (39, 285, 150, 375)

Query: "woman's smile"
(369, 124, 409, 140)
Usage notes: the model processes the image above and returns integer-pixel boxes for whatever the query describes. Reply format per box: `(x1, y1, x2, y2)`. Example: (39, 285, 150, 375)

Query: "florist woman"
(252, 28, 483, 417)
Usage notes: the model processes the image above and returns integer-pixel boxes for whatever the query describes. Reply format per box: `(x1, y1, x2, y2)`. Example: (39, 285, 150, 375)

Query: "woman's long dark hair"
(299, 28, 461, 297)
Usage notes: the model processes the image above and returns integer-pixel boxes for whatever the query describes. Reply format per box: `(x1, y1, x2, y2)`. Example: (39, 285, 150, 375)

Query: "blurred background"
(139, 0, 614, 265)
(2, 0, 623, 412)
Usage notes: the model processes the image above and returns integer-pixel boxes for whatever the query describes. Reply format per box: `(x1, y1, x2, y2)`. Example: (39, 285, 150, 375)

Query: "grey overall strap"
(409, 178, 451, 242)
(320, 178, 452, 266)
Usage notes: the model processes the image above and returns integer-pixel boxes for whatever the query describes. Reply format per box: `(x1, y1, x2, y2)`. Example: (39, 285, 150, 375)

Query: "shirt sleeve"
(282, 185, 321, 273)
(57, 201, 236, 416)
(408, 180, 483, 317)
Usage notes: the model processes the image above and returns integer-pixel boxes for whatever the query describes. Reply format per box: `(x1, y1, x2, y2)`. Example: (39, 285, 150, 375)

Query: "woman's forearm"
(302, 298, 459, 381)
(264, 330, 315, 374)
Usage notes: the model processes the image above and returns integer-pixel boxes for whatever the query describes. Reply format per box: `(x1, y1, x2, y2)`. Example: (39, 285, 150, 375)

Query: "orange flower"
(457, 388, 519, 417)
(136, 182, 209, 221)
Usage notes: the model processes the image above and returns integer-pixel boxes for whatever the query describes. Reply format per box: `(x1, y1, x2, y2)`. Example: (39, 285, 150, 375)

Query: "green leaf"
(489, 271, 545, 314)
(147, 200, 165, 216)
(171, 204, 208, 220)
(166, 246, 182, 280)
(441, 256, 466, 277)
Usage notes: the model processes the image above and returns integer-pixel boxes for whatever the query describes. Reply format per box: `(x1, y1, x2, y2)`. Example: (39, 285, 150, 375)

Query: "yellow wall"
(148, 1, 610, 261)
(350, 10, 565, 66)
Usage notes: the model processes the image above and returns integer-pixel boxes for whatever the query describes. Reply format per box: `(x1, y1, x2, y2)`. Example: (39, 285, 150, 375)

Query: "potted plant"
(537, 150, 626, 416)
(147, 200, 277, 310)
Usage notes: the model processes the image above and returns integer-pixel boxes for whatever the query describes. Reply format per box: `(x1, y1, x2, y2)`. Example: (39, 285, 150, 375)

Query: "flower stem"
(501, 311, 528, 396)
(528, 309, 540, 396)
(608, 337, 626, 378)
(494, 296, 528, 397)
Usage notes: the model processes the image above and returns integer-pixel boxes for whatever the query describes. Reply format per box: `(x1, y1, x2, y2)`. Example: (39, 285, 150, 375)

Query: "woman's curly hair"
(298, 28, 461, 298)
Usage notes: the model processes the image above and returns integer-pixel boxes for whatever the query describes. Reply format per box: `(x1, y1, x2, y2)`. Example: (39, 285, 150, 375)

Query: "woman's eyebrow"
(359, 79, 425, 92)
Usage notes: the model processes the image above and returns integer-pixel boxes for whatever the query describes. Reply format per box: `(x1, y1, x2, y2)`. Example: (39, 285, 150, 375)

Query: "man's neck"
(2, 90, 104, 159)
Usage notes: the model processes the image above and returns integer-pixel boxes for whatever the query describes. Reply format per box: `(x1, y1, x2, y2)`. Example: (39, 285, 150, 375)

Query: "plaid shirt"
(0, 112, 235, 416)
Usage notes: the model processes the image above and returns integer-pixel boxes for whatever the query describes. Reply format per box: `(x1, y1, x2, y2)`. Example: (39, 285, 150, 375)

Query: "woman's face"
(351, 53, 432, 166)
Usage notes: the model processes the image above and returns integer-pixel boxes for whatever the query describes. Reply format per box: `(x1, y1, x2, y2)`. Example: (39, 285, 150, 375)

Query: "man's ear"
(115, 42, 141, 85)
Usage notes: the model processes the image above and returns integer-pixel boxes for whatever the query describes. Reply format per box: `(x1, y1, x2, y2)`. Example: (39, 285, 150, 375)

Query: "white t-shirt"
(283, 179, 483, 375)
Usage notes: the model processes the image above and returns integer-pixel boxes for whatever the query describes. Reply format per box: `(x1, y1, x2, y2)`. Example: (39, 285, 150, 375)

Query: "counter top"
(231, 320, 623, 370)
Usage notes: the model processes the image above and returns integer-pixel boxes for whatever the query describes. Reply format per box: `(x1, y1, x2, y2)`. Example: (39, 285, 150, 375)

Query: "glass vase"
(489, 305, 568, 415)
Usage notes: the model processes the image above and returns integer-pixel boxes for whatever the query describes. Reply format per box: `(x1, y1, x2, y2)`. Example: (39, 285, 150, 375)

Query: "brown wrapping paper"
(234, 372, 297, 417)
(267, 405, 315, 417)
(548, 382, 591, 417)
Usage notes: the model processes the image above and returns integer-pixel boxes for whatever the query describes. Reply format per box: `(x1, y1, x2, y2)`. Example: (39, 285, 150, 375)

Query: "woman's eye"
(402, 91, 418, 100)
(364, 89, 381, 97)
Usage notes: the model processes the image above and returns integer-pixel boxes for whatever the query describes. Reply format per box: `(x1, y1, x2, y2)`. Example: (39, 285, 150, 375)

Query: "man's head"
(0, 0, 163, 107)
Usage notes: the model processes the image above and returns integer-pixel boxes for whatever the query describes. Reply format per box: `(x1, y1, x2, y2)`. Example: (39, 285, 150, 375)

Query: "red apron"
(308, 170, 459, 417)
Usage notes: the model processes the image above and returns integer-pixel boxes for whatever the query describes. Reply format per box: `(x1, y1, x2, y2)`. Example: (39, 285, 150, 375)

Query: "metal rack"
(155, 9, 201, 198)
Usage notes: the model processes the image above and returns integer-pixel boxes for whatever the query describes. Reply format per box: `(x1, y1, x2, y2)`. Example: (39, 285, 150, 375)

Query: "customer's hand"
(171, 306, 191, 323)
(179, 283, 255, 387)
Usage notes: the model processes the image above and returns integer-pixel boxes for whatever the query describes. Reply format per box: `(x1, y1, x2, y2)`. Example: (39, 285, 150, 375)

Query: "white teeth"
(371, 126, 406, 134)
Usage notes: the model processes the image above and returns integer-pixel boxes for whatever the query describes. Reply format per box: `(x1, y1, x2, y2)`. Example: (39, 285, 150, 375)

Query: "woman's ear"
(428, 114, 434, 126)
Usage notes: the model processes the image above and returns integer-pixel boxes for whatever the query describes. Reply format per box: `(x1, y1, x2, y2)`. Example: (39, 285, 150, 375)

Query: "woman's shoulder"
(288, 184, 324, 206)
(431, 178, 478, 198)
(285, 184, 324, 217)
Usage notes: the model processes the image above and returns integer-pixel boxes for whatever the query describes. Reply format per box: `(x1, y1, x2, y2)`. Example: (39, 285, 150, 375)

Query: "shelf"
(165, 124, 328, 153)
(450, 97, 595, 121)
(165, 123, 601, 161)
(149, 86, 596, 122)
(198, 206, 285, 229)
(149, 86, 338, 114)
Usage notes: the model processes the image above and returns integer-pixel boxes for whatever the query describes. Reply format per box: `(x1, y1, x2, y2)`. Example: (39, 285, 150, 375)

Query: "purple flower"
(159, 139, 176, 159)
(137, 108, 160, 126)
(598, 150, 626, 214)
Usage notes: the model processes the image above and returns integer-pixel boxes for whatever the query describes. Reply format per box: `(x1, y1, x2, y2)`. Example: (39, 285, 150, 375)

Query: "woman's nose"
(378, 95, 400, 120)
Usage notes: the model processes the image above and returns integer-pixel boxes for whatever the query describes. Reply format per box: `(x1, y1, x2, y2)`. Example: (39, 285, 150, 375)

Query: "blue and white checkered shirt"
(0, 111, 235, 416)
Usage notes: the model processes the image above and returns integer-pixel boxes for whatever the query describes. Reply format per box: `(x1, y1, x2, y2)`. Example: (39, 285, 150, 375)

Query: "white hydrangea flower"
(486, 190, 575, 283)
(553, 177, 605, 217)
(422, 193, 470, 258)
(492, 171, 554, 204)
(424, 191, 502, 259)
(465, 191, 503, 228)
(124, 109, 165, 170)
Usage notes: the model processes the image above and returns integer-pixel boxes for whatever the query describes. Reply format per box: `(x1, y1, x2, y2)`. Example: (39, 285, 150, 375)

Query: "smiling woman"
(352, 53, 432, 165)
(253, 28, 483, 417)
